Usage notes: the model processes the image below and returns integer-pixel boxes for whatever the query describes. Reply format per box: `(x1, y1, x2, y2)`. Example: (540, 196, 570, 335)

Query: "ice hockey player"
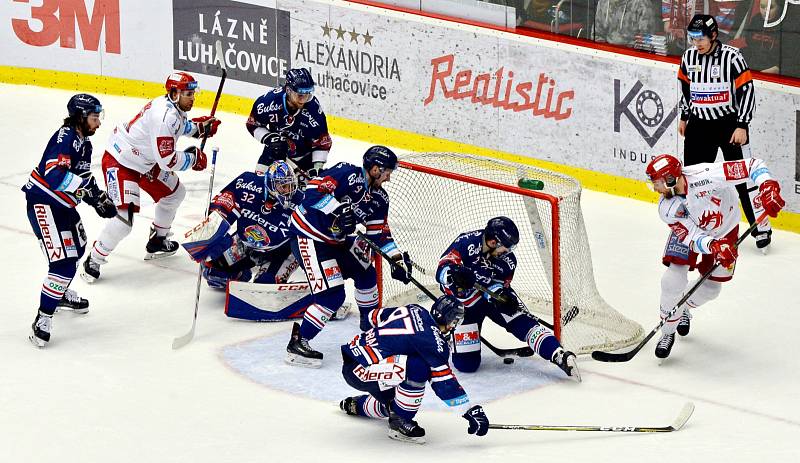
(182, 160, 303, 290)
(22, 94, 116, 347)
(645, 154, 784, 359)
(339, 295, 490, 444)
(80, 72, 220, 283)
(245, 68, 332, 178)
(285, 145, 414, 367)
(437, 217, 580, 381)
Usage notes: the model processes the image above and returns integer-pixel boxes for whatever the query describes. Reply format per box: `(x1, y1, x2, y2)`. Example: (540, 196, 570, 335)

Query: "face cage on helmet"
(267, 176, 297, 207)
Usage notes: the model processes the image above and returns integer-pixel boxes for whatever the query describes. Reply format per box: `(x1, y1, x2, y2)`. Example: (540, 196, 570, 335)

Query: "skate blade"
(55, 304, 89, 315)
(29, 333, 47, 348)
(759, 246, 770, 255)
(387, 430, 426, 445)
(285, 353, 322, 369)
(566, 357, 581, 382)
(144, 250, 178, 261)
(79, 269, 97, 284)
(331, 303, 352, 321)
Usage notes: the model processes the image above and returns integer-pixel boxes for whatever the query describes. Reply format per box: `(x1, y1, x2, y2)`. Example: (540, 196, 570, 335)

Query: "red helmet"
(165, 72, 198, 93)
(646, 154, 682, 186)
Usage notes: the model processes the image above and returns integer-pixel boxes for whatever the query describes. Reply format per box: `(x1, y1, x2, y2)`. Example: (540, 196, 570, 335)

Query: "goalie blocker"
(225, 281, 350, 321)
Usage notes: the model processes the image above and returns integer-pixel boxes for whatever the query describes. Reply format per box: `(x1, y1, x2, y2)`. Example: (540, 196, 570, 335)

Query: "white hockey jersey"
(106, 95, 198, 174)
(658, 158, 772, 254)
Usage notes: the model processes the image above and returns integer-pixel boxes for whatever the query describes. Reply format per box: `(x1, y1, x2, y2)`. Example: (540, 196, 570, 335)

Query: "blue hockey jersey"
(23, 125, 94, 208)
(210, 171, 303, 253)
(436, 230, 517, 307)
(342, 304, 469, 407)
(245, 88, 332, 165)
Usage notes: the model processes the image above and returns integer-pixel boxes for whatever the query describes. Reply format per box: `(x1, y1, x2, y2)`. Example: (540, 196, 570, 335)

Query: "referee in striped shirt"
(677, 14, 772, 251)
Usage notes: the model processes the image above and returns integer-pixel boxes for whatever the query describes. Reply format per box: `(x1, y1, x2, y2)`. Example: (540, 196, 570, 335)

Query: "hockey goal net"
(376, 152, 643, 355)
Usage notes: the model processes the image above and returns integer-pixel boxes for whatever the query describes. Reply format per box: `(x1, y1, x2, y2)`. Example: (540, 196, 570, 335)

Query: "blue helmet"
(264, 161, 298, 208)
(430, 295, 465, 329)
(285, 68, 314, 94)
(67, 94, 103, 118)
(484, 216, 520, 250)
(363, 145, 398, 171)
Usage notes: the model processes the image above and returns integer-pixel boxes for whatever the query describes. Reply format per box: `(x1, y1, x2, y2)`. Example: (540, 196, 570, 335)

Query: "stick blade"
(214, 40, 227, 70)
(172, 328, 195, 350)
(669, 402, 695, 431)
(591, 349, 636, 362)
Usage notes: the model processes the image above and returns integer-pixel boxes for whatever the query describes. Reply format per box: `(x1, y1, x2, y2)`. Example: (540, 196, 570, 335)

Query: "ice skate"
(331, 303, 352, 321)
(388, 410, 426, 444)
(677, 309, 691, 336)
(80, 255, 102, 284)
(551, 348, 581, 382)
(285, 322, 323, 368)
(655, 332, 675, 360)
(56, 288, 89, 314)
(753, 229, 771, 255)
(339, 397, 359, 416)
(144, 226, 180, 260)
(29, 310, 53, 348)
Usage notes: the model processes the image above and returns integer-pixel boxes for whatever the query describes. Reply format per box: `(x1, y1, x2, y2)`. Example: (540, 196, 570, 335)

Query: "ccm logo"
(276, 284, 309, 291)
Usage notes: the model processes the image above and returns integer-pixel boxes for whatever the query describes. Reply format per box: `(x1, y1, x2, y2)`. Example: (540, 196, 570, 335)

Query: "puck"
(503, 357, 514, 365)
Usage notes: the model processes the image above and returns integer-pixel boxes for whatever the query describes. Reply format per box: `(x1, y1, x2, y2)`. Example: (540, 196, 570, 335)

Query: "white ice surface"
(1, 84, 798, 462)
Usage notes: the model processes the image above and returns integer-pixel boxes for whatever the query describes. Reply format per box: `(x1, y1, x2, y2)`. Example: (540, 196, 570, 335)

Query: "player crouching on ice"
(182, 160, 303, 289)
(340, 295, 490, 444)
(645, 154, 784, 359)
(437, 217, 580, 381)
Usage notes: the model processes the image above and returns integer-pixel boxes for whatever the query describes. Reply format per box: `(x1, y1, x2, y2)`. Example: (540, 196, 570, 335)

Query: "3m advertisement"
(2, 0, 799, 215)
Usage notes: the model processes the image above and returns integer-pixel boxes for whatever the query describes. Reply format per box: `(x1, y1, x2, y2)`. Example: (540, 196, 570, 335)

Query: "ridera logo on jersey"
(171, 0, 291, 86)
(613, 79, 679, 148)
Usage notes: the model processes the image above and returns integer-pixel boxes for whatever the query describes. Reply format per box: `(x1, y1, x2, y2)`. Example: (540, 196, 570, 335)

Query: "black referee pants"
(683, 115, 759, 228)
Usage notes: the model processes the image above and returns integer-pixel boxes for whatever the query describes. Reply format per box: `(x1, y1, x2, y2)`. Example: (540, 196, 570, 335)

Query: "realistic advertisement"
(2, 0, 799, 214)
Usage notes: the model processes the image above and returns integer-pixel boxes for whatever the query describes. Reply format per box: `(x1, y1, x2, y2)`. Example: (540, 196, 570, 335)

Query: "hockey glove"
(186, 146, 208, 171)
(80, 177, 117, 219)
(757, 180, 785, 218)
(463, 405, 489, 436)
(492, 286, 521, 316)
(330, 203, 356, 237)
(390, 251, 413, 284)
(192, 116, 220, 139)
(709, 239, 737, 269)
(260, 133, 290, 161)
(450, 265, 476, 292)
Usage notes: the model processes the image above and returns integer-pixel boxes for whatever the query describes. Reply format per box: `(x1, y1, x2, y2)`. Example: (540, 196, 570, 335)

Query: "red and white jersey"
(658, 158, 772, 254)
(105, 95, 197, 174)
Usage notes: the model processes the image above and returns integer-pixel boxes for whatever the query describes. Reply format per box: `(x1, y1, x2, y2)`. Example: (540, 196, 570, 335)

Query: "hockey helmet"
(285, 68, 315, 95)
(265, 160, 298, 208)
(67, 93, 103, 118)
(363, 145, 398, 171)
(484, 216, 520, 251)
(430, 295, 465, 331)
(687, 14, 718, 39)
(646, 154, 682, 188)
(165, 71, 198, 94)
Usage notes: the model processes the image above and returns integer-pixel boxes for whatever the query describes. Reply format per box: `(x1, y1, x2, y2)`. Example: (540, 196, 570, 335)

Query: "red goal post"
(375, 152, 643, 355)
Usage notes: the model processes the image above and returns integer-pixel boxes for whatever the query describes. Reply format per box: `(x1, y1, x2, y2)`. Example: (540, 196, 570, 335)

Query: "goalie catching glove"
(756, 180, 784, 218)
(709, 238, 737, 268)
(192, 116, 220, 139)
(389, 251, 413, 284)
(463, 405, 489, 436)
(79, 177, 116, 219)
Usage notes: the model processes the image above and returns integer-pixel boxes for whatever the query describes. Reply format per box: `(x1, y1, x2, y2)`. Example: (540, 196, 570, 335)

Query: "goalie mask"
(265, 161, 298, 208)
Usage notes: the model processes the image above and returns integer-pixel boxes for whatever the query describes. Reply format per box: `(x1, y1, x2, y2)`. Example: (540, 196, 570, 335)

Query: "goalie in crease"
(182, 159, 304, 291)
(437, 216, 580, 381)
(645, 154, 784, 360)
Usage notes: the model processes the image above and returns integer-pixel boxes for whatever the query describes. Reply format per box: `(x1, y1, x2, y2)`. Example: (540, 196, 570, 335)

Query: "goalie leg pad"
(225, 282, 314, 321)
(182, 210, 232, 262)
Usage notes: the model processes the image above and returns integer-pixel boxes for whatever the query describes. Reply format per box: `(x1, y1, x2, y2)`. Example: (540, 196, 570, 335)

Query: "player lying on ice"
(437, 216, 580, 381)
(182, 159, 304, 290)
(645, 154, 784, 359)
(339, 295, 490, 444)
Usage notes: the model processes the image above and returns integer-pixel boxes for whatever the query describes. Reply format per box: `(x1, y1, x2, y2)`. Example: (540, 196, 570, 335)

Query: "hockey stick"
(489, 401, 695, 433)
(172, 42, 227, 350)
(591, 213, 768, 362)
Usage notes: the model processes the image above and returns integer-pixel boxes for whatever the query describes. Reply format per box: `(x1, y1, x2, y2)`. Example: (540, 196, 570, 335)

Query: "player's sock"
(526, 324, 560, 361)
(298, 303, 334, 339)
(40, 272, 70, 314)
(340, 395, 388, 418)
